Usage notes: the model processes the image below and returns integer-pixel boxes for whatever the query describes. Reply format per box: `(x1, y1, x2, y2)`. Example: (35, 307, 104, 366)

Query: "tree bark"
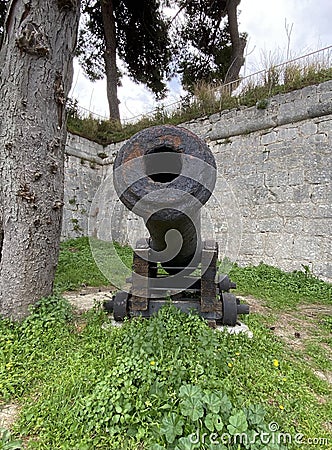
(0, 0, 80, 320)
(100, 0, 120, 121)
(224, 0, 246, 84)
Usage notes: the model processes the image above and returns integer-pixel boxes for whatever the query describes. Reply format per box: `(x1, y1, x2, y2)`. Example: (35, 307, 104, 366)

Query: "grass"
(0, 237, 331, 449)
(55, 237, 132, 292)
(56, 237, 331, 310)
(67, 63, 332, 145)
(229, 263, 331, 310)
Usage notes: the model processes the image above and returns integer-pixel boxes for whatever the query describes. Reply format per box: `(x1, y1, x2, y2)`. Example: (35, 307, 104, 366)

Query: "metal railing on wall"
(69, 45, 332, 124)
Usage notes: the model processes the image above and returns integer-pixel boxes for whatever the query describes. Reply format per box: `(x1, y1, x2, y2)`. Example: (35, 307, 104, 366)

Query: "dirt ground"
(63, 286, 115, 312)
(0, 403, 20, 430)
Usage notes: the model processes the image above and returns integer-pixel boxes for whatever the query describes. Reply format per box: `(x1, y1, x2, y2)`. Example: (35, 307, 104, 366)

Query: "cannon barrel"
(113, 125, 217, 272)
(109, 125, 249, 326)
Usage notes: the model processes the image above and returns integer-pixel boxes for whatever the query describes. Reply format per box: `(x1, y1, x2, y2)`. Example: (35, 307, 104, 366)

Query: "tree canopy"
(171, 0, 246, 92)
(77, 0, 246, 119)
(77, 0, 172, 119)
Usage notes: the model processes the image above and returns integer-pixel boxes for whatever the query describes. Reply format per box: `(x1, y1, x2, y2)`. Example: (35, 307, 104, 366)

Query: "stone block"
(310, 204, 332, 218)
(317, 117, 332, 135)
(292, 235, 321, 259)
(209, 113, 221, 123)
(308, 102, 332, 118)
(293, 185, 311, 203)
(305, 167, 331, 184)
(253, 204, 278, 219)
(307, 133, 328, 145)
(314, 262, 332, 282)
(264, 233, 294, 260)
(301, 85, 317, 98)
(257, 217, 283, 233)
(265, 171, 289, 187)
(283, 217, 304, 233)
(299, 121, 317, 136)
(277, 127, 298, 140)
(278, 202, 314, 220)
(261, 131, 277, 145)
(318, 79, 332, 92)
(239, 233, 265, 255)
(303, 218, 332, 236)
(319, 91, 332, 104)
(278, 102, 307, 125)
(288, 169, 304, 186)
(268, 186, 294, 203)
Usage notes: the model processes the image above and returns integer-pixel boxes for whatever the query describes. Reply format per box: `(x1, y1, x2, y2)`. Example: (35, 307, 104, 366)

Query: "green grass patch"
(230, 263, 331, 310)
(55, 237, 132, 291)
(1, 238, 330, 449)
(0, 299, 330, 449)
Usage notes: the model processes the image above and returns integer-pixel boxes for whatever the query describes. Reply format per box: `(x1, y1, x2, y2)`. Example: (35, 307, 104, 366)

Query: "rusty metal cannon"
(106, 125, 249, 326)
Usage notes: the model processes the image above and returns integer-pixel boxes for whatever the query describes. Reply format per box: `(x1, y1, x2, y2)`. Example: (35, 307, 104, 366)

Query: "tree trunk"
(224, 0, 246, 84)
(0, 0, 80, 320)
(100, 0, 120, 121)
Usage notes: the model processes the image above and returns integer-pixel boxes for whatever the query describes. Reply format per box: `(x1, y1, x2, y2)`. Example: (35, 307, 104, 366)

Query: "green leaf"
(206, 444, 228, 450)
(115, 404, 122, 414)
(205, 413, 224, 432)
(203, 392, 221, 414)
(159, 403, 172, 410)
(3, 443, 23, 450)
(180, 397, 204, 421)
(160, 413, 184, 444)
(112, 414, 120, 424)
(175, 435, 200, 450)
(218, 393, 233, 416)
(247, 404, 266, 426)
(227, 410, 248, 435)
(179, 384, 202, 399)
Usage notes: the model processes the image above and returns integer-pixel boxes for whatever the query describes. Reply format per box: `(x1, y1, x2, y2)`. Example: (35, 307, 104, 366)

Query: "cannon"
(106, 125, 249, 326)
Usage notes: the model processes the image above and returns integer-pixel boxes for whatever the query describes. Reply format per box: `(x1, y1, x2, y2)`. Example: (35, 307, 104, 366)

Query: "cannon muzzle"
(113, 125, 217, 272)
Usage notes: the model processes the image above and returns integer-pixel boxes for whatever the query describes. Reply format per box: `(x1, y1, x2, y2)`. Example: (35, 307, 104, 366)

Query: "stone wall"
(63, 80, 332, 281)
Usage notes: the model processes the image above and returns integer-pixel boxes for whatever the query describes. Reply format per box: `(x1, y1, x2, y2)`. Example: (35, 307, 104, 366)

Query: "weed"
(55, 237, 132, 291)
(0, 428, 22, 449)
(68, 198, 77, 206)
(0, 304, 329, 449)
(55, 238, 331, 309)
(55, 237, 111, 291)
(256, 98, 269, 109)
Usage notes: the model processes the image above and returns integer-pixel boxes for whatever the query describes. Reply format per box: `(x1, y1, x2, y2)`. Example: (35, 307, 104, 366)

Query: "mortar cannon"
(107, 125, 249, 326)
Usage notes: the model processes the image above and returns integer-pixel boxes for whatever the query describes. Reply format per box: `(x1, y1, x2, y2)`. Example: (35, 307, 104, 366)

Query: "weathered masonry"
(62, 80, 332, 281)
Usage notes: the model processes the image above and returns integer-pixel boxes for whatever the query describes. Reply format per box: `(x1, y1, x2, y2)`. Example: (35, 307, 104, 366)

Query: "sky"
(69, 0, 332, 121)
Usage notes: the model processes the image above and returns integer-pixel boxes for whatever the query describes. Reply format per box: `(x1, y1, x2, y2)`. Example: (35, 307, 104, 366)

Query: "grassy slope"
(67, 66, 332, 146)
(0, 237, 331, 450)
